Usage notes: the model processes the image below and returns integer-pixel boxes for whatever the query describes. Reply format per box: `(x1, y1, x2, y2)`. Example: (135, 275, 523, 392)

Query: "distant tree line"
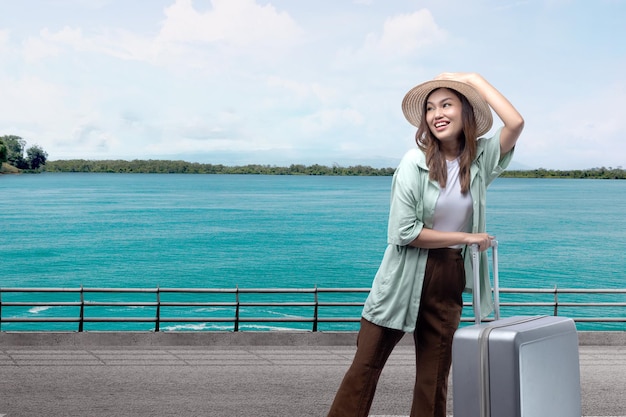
(42, 159, 626, 178)
(1, 134, 624, 178)
(43, 159, 396, 176)
(0, 135, 48, 171)
(501, 167, 626, 179)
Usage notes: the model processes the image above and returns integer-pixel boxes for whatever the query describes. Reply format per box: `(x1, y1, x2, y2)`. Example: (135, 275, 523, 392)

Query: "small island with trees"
(0, 135, 48, 173)
(1, 134, 624, 179)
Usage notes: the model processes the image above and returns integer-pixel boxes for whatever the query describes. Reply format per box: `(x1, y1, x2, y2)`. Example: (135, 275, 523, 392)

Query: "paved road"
(1, 342, 625, 417)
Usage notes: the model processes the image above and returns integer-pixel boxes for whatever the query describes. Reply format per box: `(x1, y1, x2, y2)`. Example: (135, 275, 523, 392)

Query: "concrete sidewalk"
(1, 332, 625, 417)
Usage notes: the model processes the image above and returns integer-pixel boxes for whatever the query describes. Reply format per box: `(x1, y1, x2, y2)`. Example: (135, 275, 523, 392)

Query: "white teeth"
(435, 122, 448, 128)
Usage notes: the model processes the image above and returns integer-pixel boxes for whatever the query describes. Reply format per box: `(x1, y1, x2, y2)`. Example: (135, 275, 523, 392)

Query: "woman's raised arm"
(434, 72, 524, 155)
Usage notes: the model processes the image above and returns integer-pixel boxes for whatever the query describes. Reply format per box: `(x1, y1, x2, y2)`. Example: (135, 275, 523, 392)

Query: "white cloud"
(0, 29, 14, 61)
(157, 0, 302, 49)
(0, 29, 9, 47)
(332, 8, 447, 74)
(299, 108, 365, 135)
(556, 86, 624, 168)
(0, 75, 68, 126)
(515, 80, 625, 169)
(22, 27, 87, 62)
(22, 35, 61, 62)
(266, 76, 336, 104)
(69, 123, 119, 153)
(16, 0, 304, 76)
(364, 9, 447, 57)
(26, 26, 153, 62)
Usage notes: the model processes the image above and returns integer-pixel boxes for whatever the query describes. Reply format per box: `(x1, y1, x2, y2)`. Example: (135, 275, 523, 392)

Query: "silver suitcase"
(452, 241, 582, 417)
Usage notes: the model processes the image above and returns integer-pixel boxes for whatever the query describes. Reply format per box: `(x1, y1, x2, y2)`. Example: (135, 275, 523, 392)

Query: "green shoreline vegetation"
(1, 135, 624, 178)
(40, 159, 626, 179)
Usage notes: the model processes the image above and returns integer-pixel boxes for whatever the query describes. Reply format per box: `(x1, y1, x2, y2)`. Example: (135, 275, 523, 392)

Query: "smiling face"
(425, 88, 465, 147)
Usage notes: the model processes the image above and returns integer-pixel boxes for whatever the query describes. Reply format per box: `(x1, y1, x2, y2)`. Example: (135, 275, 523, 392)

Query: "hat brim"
(401, 80, 493, 137)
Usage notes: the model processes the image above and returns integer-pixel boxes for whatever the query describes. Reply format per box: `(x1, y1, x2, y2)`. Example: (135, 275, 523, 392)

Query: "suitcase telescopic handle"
(471, 239, 500, 324)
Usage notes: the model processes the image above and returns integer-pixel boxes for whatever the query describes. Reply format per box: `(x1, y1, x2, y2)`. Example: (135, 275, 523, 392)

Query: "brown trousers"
(327, 248, 465, 417)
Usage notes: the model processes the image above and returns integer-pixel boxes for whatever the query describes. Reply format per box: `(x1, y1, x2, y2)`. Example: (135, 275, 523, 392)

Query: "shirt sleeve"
(387, 150, 425, 246)
(478, 127, 515, 186)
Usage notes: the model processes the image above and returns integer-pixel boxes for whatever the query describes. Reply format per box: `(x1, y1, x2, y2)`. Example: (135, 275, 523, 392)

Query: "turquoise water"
(1, 173, 625, 331)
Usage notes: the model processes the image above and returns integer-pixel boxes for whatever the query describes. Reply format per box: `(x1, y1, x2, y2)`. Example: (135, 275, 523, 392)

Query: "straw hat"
(401, 80, 493, 137)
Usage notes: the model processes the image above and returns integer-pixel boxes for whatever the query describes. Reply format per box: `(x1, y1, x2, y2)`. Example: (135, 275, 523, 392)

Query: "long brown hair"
(415, 88, 478, 193)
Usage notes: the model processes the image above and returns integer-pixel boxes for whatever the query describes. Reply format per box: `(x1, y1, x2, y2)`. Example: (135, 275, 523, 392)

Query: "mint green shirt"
(362, 128, 513, 332)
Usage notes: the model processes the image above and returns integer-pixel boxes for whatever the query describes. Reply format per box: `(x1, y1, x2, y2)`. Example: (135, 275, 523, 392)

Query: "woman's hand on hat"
(434, 72, 483, 87)
(433, 72, 490, 98)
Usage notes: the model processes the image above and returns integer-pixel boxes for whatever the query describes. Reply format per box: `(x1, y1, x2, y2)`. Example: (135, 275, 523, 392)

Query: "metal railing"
(1, 286, 625, 332)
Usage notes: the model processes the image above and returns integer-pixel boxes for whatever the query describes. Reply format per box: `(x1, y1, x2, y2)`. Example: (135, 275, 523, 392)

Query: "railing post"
(313, 286, 319, 332)
(235, 286, 240, 332)
(553, 284, 559, 316)
(0, 288, 3, 331)
(155, 286, 161, 332)
(79, 285, 84, 332)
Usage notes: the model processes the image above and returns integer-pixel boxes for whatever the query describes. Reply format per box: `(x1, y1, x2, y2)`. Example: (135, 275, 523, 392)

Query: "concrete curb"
(1, 331, 624, 347)
(0, 331, 359, 347)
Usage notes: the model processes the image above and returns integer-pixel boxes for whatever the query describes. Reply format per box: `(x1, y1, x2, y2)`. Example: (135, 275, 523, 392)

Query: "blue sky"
(1, 0, 624, 169)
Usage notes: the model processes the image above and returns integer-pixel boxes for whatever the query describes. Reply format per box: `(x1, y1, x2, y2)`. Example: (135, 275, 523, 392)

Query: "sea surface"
(1, 173, 625, 331)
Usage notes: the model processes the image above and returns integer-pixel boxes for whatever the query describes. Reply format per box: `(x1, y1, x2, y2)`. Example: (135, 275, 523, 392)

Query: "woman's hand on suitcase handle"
(466, 233, 495, 252)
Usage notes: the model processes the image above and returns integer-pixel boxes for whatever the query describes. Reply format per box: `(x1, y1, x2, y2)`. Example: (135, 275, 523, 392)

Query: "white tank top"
(432, 158, 472, 247)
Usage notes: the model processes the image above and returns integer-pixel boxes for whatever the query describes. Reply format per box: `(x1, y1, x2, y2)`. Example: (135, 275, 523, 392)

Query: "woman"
(326, 72, 524, 417)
